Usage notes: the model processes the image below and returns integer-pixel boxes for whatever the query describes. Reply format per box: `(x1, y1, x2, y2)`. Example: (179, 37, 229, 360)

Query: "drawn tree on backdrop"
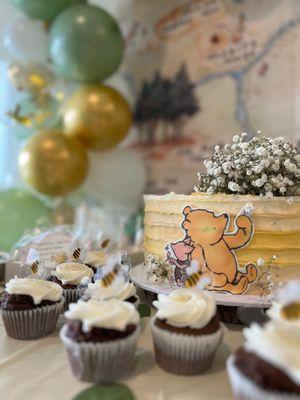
(134, 64, 199, 144)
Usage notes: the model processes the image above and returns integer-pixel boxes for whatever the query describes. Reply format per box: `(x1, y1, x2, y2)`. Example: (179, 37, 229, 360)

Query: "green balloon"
(12, 0, 85, 21)
(49, 4, 124, 82)
(0, 189, 50, 252)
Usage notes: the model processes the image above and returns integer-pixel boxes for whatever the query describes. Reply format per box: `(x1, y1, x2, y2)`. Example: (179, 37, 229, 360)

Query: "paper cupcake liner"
(227, 355, 300, 400)
(151, 318, 223, 375)
(63, 288, 85, 312)
(1, 297, 64, 340)
(60, 324, 140, 383)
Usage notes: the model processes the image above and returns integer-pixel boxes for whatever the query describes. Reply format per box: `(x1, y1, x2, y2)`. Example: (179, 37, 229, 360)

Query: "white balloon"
(105, 73, 135, 107)
(4, 18, 48, 63)
(0, 0, 20, 61)
(84, 148, 147, 213)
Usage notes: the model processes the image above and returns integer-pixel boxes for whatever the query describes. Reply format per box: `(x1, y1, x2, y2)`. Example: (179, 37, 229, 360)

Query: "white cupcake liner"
(151, 318, 223, 375)
(1, 297, 64, 340)
(227, 355, 300, 400)
(60, 324, 140, 383)
(63, 288, 85, 312)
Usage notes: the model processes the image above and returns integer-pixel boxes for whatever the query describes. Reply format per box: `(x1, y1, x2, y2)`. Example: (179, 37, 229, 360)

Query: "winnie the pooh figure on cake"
(169, 205, 258, 294)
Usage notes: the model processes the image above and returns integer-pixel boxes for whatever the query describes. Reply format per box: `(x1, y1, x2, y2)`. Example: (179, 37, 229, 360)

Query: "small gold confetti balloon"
(19, 130, 89, 197)
(8, 62, 54, 94)
(281, 302, 300, 320)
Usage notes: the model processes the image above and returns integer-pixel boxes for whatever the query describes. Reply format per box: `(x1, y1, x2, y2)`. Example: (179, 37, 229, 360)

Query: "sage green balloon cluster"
(12, 0, 85, 21)
(49, 4, 124, 82)
(0, 189, 50, 251)
(11, 1, 125, 83)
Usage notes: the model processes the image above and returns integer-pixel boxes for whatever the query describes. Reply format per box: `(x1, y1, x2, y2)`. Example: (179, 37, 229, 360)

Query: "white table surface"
(0, 314, 243, 400)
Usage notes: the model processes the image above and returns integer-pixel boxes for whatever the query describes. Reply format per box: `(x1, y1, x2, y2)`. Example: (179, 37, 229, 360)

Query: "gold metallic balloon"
(63, 84, 132, 151)
(19, 130, 89, 196)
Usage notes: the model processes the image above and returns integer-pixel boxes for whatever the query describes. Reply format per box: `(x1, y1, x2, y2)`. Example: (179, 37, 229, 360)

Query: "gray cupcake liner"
(227, 356, 300, 400)
(60, 324, 140, 383)
(1, 297, 64, 340)
(151, 318, 223, 375)
(63, 288, 85, 312)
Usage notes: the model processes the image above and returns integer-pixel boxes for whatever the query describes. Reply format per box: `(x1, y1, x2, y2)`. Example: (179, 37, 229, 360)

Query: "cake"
(144, 135, 300, 296)
(60, 299, 140, 382)
(151, 288, 223, 375)
(1, 277, 64, 339)
(227, 280, 300, 398)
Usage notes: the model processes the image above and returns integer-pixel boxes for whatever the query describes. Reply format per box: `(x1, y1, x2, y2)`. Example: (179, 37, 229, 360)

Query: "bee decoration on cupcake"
(185, 260, 202, 288)
(18, 248, 45, 279)
(66, 245, 87, 264)
(30, 260, 40, 275)
(102, 265, 121, 287)
(185, 260, 211, 290)
(101, 239, 110, 249)
(95, 253, 131, 286)
(72, 248, 82, 260)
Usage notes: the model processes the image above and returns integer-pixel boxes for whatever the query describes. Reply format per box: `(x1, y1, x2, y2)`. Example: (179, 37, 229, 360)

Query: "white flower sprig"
(195, 133, 300, 197)
(145, 254, 172, 284)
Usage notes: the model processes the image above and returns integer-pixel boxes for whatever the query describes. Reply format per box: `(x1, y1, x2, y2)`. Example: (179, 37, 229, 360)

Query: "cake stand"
(130, 263, 270, 325)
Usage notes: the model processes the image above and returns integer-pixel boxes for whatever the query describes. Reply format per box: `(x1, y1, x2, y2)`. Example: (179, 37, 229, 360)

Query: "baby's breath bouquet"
(195, 133, 300, 197)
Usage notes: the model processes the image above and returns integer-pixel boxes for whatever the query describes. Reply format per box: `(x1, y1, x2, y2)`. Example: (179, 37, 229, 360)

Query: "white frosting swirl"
(153, 288, 216, 329)
(244, 322, 300, 384)
(87, 277, 137, 301)
(6, 277, 62, 305)
(65, 299, 140, 332)
(51, 262, 94, 285)
(267, 301, 300, 330)
(84, 251, 107, 267)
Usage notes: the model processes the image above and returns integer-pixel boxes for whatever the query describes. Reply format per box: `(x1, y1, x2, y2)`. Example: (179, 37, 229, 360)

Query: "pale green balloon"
(49, 4, 124, 82)
(12, 0, 85, 21)
(0, 189, 50, 251)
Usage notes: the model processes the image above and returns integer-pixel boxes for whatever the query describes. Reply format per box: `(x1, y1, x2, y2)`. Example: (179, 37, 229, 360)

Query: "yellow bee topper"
(101, 265, 121, 287)
(30, 260, 39, 275)
(72, 248, 81, 260)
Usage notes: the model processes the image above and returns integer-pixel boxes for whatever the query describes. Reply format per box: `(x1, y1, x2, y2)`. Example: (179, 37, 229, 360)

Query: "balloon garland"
(5, 0, 133, 198)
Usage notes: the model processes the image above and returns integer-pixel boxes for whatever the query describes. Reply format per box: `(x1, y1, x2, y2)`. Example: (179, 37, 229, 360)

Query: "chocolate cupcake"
(1, 277, 64, 340)
(151, 288, 223, 375)
(60, 299, 140, 382)
(228, 294, 300, 399)
(49, 262, 94, 310)
(86, 276, 140, 308)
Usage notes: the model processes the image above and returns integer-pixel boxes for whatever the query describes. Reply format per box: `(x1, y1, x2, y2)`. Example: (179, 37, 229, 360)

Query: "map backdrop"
(102, 0, 300, 195)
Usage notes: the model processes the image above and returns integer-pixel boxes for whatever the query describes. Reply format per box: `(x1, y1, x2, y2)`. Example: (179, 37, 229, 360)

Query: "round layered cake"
(144, 135, 300, 296)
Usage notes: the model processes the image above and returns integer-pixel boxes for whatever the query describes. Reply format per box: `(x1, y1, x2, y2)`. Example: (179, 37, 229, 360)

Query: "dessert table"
(0, 314, 243, 400)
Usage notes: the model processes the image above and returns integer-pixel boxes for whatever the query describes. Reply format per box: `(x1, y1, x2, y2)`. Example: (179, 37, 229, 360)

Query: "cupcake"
(49, 262, 94, 310)
(227, 297, 300, 399)
(1, 277, 64, 340)
(60, 299, 140, 382)
(84, 250, 108, 273)
(151, 288, 223, 375)
(86, 276, 140, 308)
